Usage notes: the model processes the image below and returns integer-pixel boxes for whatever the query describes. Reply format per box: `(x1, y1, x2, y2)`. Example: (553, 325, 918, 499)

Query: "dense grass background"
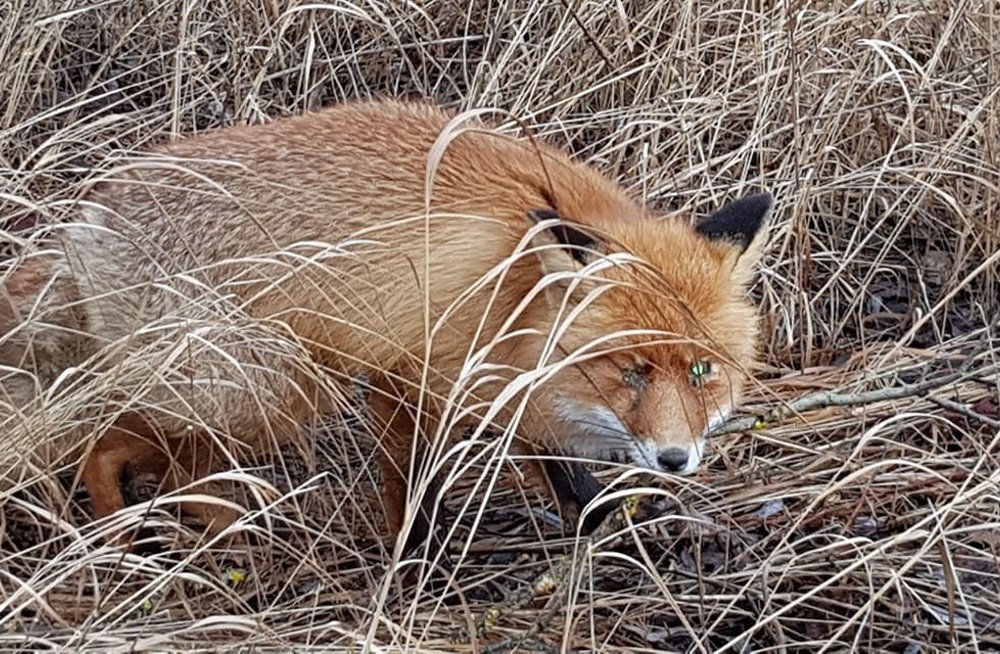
(1, 1, 998, 651)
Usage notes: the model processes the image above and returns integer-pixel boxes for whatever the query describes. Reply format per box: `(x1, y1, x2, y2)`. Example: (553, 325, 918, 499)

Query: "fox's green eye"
(690, 360, 712, 387)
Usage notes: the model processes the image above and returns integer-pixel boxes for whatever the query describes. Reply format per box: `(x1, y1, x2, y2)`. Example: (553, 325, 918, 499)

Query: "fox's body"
(0, 99, 771, 545)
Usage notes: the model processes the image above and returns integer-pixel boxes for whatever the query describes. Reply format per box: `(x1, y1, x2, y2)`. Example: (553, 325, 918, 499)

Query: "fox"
(0, 99, 772, 550)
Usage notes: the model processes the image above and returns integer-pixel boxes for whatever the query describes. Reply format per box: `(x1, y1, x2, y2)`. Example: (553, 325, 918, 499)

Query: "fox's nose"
(657, 448, 689, 472)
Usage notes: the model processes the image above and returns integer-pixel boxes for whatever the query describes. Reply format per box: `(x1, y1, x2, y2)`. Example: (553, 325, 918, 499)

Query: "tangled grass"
(1, 1, 999, 651)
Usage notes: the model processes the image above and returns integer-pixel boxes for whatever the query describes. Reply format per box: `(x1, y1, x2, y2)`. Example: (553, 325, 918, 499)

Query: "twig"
(708, 369, 994, 439)
(925, 395, 1000, 429)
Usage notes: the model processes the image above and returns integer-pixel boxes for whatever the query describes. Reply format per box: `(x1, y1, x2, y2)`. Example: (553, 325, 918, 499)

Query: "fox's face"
(526, 193, 772, 475)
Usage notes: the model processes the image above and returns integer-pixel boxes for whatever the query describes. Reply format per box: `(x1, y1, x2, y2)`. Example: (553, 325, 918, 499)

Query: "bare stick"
(925, 395, 1000, 429)
(708, 368, 998, 439)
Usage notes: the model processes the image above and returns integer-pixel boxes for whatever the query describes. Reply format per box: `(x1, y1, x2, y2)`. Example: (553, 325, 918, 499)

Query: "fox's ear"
(696, 192, 773, 277)
(526, 208, 606, 276)
(696, 192, 773, 252)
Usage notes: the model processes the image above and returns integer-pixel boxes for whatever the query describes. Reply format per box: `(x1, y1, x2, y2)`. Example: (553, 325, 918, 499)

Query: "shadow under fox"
(0, 99, 772, 549)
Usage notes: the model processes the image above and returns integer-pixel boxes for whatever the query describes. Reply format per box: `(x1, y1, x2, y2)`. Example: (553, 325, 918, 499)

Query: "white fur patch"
(552, 396, 655, 468)
(707, 408, 730, 432)
(551, 399, 734, 475)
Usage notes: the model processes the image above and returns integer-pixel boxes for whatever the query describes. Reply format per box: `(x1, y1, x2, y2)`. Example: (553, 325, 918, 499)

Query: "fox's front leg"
(368, 386, 442, 553)
(519, 443, 613, 534)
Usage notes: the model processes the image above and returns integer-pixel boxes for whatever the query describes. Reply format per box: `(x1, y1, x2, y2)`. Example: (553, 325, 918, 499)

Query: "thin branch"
(708, 368, 997, 439)
(925, 395, 1000, 429)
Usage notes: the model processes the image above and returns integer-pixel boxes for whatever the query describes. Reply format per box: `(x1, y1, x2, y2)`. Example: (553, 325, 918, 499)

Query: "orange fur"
(0, 99, 771, 544)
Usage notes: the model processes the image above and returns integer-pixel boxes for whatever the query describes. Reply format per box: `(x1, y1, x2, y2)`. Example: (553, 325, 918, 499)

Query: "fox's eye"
(622, 362, 651, 390)
(690, 360, 713, 387)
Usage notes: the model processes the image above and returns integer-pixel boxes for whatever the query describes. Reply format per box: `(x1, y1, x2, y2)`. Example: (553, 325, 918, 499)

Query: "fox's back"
(59, 100, 644, 375)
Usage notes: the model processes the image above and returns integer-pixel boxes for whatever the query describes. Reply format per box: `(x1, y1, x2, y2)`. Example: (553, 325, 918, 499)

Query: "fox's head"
(523, 193, 772, 475)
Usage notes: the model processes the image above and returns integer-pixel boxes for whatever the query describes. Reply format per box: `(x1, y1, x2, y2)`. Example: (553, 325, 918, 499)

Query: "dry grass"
(1, 1, 999, 651)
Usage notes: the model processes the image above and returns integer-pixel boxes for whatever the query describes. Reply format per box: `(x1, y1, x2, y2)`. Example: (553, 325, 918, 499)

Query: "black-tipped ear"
(527, 208, 603, 267)
(696, 192, 773, 253)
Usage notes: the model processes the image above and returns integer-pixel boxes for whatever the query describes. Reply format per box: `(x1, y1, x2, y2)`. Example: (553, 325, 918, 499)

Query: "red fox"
(0, 99, 771, 549)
